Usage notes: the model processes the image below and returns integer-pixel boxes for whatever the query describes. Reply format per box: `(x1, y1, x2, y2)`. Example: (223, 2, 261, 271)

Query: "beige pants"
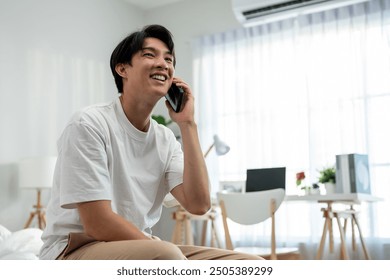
(57, 233, 263, 260)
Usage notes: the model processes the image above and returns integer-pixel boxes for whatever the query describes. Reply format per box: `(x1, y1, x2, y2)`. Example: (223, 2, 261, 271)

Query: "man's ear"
(115, 63, 128, 78)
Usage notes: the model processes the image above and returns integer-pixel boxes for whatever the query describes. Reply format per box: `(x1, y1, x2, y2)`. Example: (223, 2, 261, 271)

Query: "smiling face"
(118, 37, 175, 102)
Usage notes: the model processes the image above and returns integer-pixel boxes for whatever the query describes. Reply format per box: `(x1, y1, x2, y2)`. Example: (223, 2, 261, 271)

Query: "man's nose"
(156, 56, 168, 70)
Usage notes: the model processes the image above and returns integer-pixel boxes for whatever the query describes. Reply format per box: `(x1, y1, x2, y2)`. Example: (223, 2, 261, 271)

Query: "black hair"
(110, 24, 176, 93)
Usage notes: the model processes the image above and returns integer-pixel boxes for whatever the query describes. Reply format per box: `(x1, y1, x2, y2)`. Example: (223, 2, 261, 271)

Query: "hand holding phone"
(165, 83, 184, 113)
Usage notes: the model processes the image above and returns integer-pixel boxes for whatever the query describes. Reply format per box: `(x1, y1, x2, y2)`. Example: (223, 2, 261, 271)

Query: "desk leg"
(353, 214, 371, 260)
(185, 218, 194, 245)
(316, 200, 373, 260)
(316, 215, 328, 259)
(335, 214, 349, 260)
(351, 217, 357, 252)
(343, 217, 348, 236)
(201, 220, 208, 246)
(323, 202, 335, 253)
(210, 223, 215, 247)
(172, 208, 187, 245)
(211, 218, 221, 248)
(172, 218, 182, 244)
(200, 216, 221, 248)
(327, 215, 334, 253)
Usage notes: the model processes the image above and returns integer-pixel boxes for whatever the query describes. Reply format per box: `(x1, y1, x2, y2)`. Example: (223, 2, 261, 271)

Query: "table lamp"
(203, 135, 230, 158)
(19, 156, 57, 229)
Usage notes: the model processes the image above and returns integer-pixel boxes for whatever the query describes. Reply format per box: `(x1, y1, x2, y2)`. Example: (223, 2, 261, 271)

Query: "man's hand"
(166, 77, 195, 125)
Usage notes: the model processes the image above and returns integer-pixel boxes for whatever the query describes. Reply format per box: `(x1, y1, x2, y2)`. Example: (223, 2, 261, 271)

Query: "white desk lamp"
(203, 135, 230, 158)
(19, 156, 57, 229)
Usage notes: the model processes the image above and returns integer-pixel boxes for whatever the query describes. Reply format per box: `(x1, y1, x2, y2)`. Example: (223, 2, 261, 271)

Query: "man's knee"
(68, 239, 186, 260)
(148, 241, 185, 260)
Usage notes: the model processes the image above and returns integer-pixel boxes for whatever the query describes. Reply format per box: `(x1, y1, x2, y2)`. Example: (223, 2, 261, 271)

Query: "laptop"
(245, 167, 286, 192)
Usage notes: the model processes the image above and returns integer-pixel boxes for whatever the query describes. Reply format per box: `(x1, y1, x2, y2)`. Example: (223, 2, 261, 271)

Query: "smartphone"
(165, 83, 184, 113)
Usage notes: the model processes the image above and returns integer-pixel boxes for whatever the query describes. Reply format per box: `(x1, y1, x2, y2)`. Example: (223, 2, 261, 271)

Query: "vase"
(324, 182, 336, 194)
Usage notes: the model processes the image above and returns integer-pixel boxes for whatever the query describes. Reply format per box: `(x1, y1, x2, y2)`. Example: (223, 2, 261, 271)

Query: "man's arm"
(77, 200, 150, 241)
(168, 78, 211, 215)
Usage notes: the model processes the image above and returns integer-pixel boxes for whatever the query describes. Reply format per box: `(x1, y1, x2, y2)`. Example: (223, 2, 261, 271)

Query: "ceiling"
(123, 0, 187, 10)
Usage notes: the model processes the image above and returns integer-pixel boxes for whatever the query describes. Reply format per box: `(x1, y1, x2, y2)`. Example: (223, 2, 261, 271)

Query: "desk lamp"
(19, 156, 57, 229)
(203, 135, 230, 158)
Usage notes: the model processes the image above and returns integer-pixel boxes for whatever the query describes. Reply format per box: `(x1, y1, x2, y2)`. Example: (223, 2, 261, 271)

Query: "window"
(194, 0, 390, 258)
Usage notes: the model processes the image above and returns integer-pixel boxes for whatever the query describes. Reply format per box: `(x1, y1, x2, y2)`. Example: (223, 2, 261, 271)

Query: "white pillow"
(0, 252, 38, 260)
(0, 224, 12, 243)
(0, 227, 43, 258)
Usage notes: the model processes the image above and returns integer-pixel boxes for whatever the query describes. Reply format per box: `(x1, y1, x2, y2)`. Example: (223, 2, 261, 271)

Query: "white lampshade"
(19, 156, 57, 189)
(213, 135, 230, 156)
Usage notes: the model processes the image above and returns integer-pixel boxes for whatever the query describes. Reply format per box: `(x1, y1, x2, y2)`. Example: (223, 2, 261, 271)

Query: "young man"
(39, 25, 262, 260)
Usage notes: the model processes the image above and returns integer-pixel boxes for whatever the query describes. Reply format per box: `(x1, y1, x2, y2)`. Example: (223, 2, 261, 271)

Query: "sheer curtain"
(193, 0, 390, 259)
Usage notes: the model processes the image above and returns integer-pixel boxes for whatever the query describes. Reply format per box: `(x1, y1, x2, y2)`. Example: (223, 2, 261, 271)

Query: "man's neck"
(119, 94, 151, 132)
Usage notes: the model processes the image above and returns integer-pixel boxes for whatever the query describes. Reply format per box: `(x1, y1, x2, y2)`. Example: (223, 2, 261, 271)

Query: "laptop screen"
(245, 167, 286, 192)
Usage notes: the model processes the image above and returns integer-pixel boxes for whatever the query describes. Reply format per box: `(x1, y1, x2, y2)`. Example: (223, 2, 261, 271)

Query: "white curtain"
(193, 0, 390, 259)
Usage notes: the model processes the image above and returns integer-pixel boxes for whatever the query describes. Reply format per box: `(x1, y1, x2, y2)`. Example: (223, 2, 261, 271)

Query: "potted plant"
(318, 166, 336, 194)
(152, 115, 181, 140)
(152, 115, 173, 126)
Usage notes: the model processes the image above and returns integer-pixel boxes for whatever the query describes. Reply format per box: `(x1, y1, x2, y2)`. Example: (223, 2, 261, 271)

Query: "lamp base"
(24, 189, 46, 230)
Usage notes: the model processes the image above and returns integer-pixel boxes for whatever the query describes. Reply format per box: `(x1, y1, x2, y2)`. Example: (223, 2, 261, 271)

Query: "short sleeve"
(58, 121, 111, 209)
(165, 139, 184, 192)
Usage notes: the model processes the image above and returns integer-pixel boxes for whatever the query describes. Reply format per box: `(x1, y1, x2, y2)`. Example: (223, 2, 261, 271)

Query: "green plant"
(318, 166, 336, 184)
(152, 115, 172, 126)
(152, 114, 181, 140)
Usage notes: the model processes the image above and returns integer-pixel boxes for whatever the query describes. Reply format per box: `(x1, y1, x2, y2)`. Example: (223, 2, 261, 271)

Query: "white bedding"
(0, 224, 43, 260)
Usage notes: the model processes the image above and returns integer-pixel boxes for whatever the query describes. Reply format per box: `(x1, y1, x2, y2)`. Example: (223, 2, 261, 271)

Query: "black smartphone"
(165, 83, 184, 113)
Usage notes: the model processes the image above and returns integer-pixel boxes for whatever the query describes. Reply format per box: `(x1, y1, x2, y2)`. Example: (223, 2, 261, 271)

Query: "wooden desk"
(285, 193, 382, 260)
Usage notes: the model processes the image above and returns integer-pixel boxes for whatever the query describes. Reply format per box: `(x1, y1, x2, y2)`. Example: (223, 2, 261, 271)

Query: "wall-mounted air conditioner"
(232, 0, 370, 27)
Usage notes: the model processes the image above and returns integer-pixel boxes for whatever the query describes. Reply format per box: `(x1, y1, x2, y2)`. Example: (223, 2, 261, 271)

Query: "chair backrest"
(217, 188, 286, 256)
(217, 188, 285, 225)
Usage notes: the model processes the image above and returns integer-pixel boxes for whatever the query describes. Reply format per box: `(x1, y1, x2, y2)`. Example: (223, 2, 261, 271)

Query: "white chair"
(217, 189, 301, 260)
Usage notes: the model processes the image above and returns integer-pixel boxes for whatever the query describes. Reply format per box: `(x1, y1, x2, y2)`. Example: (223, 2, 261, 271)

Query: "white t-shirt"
(39, 97, 184, 260)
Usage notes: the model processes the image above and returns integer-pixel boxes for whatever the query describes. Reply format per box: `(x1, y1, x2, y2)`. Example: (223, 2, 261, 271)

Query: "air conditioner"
(232, 0, 370, 27)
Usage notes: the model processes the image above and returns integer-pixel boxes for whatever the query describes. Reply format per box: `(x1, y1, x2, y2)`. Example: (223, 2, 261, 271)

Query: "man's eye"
(165, 57, 173, 63)
(143, 53, 154, 57)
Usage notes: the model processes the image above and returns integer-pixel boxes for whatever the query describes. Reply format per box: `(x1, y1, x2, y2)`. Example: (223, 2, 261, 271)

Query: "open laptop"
(245, 167, 286, 192)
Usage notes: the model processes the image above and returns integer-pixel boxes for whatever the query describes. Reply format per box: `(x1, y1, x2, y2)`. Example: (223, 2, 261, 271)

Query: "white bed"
(0, 224, 43, 260)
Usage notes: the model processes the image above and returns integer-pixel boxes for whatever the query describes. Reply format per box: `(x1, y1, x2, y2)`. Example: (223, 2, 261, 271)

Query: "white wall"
(0, 0, 240, 240)
(0, 0, 144, 231)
